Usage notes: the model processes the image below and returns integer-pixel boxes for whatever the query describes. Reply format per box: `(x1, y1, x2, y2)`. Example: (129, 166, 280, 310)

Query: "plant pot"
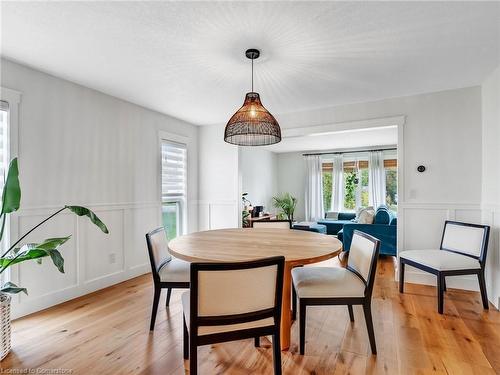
(0, 293, 11, 361)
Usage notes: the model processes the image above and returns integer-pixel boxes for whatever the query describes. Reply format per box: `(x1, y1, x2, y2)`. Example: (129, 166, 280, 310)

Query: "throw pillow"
(325, 211, 339, 220)
(357, 207, 375, 224)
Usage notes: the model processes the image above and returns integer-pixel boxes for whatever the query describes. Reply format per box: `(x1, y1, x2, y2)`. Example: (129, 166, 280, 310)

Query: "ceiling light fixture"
(224, 49, 281, 146)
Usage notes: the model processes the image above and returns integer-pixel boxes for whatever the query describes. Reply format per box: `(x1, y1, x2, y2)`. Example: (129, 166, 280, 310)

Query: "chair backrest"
(251, 220, 292, 229)
(347, 230, 380, 297)
(440, 221, 490, 263)
(190, 256, 284, 331)
(145, 227, 172, 279)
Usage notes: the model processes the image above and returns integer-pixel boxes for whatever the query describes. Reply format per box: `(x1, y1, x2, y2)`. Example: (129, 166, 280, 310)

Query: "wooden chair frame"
(145, 227, 189, 330)
(184, 256, 285, 375)
(295, 230, 380, 355)
(399, 220, 490, 314)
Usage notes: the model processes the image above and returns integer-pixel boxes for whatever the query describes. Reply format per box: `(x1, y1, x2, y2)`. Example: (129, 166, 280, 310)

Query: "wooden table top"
(168, 228, 342, 265)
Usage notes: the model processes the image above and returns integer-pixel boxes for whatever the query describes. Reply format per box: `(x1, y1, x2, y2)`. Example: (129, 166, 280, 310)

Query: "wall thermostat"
(417, 165, 426, 173)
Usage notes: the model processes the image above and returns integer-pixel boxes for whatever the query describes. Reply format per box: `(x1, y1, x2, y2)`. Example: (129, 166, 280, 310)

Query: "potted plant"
(272, 193, 297, 222)
(0, 158, 108, 360)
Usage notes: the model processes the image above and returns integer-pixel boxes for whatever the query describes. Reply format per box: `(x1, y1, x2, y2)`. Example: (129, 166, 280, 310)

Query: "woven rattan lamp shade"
(224, 92, 281, 146)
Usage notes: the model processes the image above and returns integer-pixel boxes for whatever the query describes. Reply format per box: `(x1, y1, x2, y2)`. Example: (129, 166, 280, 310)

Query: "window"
(0, 101, 9, 189)
(161, 140, 187, 240)
(322, 153, 397, 213)
(385, 160, 398, 212)
(343, 159, 369, 211)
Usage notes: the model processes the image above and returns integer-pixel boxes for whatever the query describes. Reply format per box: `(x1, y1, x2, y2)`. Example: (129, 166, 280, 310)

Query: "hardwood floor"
(2, 256, 499, 374)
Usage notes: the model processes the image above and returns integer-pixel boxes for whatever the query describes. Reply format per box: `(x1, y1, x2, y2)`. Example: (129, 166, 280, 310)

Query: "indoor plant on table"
(272, 193, 297, 222)
(0, 158, 108, 360)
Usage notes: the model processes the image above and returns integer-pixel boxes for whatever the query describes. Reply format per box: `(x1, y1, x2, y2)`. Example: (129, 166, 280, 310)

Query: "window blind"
(161, 140, 187, 202)
(0, 101, 9, 189)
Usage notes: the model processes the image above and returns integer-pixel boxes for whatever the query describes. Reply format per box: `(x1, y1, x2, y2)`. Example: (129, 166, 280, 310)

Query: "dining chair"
(145, 227, 190, 330)
(251, 219, 292, 229)
(292, 230, 380, 355)
(182, 256, 285, 375)
(399, 220, 490, 314)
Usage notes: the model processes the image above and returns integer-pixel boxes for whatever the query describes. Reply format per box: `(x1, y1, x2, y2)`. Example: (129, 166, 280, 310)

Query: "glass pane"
(343, 170, 356, 211)
(385, 167, 398, 212)
(360, 168, 369, 208)
(162, 202, 179, 240)
(322, 170, 332, 212)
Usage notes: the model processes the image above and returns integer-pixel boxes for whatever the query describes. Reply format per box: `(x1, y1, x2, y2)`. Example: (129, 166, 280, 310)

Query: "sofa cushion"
(390, 217, 397, 226)
(374, 205, 392, 224)
(325, 211, 339, 220)
(338, 212, 356, 221)
(357, 207, 375, 224)
(337, 228, 344, 241)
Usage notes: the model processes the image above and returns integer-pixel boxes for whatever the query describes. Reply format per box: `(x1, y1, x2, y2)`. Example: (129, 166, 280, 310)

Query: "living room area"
(239, 121, 399, 258)
(1, 1, 500, 374)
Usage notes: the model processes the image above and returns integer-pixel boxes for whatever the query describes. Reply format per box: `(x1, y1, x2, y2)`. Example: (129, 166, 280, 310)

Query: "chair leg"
(478, 271, 489, 309)
(149, 287, 161, 331)
(443, 277, 447, 292)
(183, 316, 189, 359)
(292, 283, 297, 321)
(190, 337, 197, 375)
(347, 305, 354, 322)
(437, 273, 444, 314)
(254, 337, 260, 347)
(399, 260, 405, 293)
(363, 303, 377, 355)
(166, 288, 172, 307)
(272, 332, 282, 375)
(299, 300, 306, 355)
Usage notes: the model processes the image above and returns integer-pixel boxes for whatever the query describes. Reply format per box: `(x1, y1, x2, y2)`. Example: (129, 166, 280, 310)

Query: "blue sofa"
(341, 206, 397, 256)
(317, 212, 356, 235)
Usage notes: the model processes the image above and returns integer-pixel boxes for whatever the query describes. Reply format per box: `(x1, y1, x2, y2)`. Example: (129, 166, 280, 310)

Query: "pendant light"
(224, 49, 281, 146)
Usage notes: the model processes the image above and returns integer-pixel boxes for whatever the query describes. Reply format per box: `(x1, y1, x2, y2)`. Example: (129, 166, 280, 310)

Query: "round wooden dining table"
(168, 227, 342, 351)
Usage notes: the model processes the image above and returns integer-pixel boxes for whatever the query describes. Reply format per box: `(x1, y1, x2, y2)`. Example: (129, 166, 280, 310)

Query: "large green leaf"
(48, 249, 64, 273)
(36, 236, 71, 250)
(1, 281, 27, 295)
(65, 206, 109, 233)
(1, 158, 21, 214)
(0, 236, 70, 272)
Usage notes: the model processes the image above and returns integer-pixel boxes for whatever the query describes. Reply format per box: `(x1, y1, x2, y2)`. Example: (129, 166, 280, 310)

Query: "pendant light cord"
(251, 58, 254, 92)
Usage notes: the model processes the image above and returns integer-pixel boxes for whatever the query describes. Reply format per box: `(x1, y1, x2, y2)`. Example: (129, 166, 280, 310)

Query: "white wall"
(198, 124, 239, 230)
(239, 148, 278, 214)
(1, 58, 199, 318)
(276, 87, 484, 290)
(276, 152, 306, 221)
(481, 64, 500, 309)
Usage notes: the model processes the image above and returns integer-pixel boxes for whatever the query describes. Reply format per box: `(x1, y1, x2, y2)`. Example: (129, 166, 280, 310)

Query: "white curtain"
(330, 154, 344, 212)
(368, 151, 386, 208)
(304, 155, 324, 222)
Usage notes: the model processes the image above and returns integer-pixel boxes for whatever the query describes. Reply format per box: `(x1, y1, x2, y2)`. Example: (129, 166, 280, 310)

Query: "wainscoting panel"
(198, 201, 238, 231)
(81, 209, 125, 283)
(399, 203, 483, 293)
(10, 202, 161, 319)
(482, 204, 500, 309)
(125, 206, 159, 270)
(17, 212, 78, 303)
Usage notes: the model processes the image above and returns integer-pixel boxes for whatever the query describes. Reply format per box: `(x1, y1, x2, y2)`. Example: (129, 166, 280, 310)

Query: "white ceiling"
(264, 126, 397, 154)
(1, 2, 499, 126)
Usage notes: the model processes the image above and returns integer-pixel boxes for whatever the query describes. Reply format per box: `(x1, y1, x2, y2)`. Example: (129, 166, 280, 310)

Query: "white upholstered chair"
(251, 219, 292, 229)
(292, 231, 380, 355)
(399, 221, 490, 314)
(145, 227, 190, 330)
(183, 256, 284, 375)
